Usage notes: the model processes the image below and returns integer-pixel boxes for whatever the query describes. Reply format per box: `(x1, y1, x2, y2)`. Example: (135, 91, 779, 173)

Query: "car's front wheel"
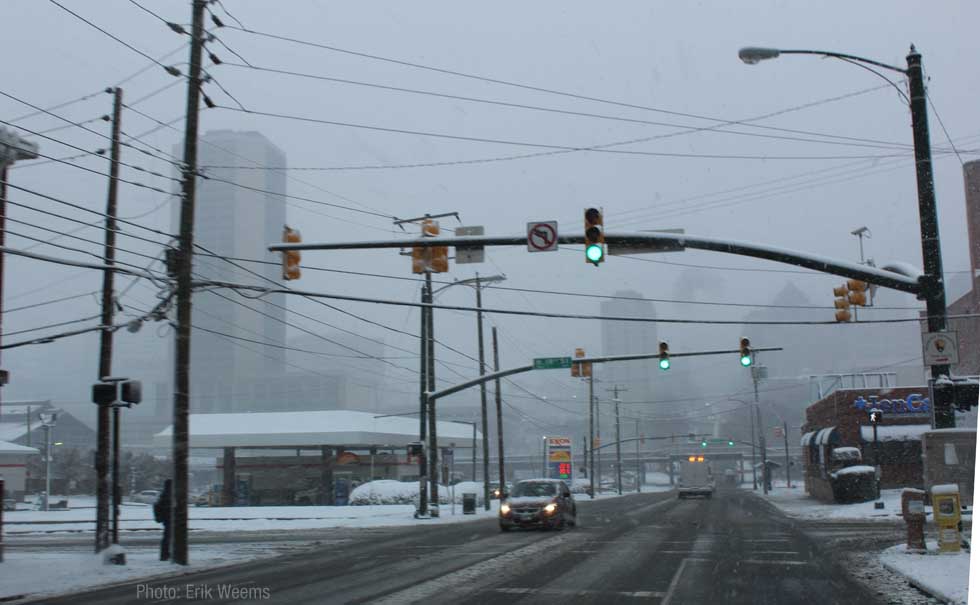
(500, 524, 512, 532)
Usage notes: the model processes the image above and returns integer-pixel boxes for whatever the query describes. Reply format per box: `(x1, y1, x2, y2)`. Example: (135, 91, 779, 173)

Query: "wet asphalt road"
(21, 488, 883, 605)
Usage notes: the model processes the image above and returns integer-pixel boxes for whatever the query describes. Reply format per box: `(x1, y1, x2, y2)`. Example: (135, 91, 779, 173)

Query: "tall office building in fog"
(170, 130, 288, 413)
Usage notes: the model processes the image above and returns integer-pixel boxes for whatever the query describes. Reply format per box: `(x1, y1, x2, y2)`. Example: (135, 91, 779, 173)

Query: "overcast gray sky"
(2, 1, 978, 433)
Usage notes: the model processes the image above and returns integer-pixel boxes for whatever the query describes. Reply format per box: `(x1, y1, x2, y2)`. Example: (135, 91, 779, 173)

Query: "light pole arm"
(776, 49, 908, 74)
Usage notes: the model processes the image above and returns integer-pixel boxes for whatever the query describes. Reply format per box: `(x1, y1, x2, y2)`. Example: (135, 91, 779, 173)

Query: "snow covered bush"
(350, 480, 467, 506)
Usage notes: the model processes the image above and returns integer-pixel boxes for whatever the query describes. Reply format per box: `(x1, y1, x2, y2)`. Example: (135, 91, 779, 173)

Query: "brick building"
(801, 387, 932, 502)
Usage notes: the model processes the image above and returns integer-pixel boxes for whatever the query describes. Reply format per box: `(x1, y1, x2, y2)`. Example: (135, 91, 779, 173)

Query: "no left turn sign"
(527, 221, 558, 252)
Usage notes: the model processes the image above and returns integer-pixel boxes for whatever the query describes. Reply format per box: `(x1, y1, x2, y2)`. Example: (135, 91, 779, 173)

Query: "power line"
(201, 279, 951, 326)
(2, 215, 163, 264)
(4, 314, 102, 338)
(4, 198, 171, 249)
(5, 291, 99, 314)
(219, 61, 918, 154)
(214, 104, 910, 162)
(47, 0, 184, 75)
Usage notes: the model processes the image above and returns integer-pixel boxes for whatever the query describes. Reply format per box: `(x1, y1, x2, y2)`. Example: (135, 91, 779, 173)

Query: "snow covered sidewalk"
(879, 541, 971, 604)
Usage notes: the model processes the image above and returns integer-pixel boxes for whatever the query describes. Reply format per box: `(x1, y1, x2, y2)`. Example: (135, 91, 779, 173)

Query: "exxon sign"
(853, 394, 930, 415)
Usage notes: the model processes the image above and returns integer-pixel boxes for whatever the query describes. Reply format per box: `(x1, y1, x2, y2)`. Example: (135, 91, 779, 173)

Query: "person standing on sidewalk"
(153, 480, 172, 561)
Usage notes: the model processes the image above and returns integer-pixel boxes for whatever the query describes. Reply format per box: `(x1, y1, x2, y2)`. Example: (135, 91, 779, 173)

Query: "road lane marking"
(740, 559, 810, 566)
(662, 558, 712, 605)
(494, 587, 666, 598)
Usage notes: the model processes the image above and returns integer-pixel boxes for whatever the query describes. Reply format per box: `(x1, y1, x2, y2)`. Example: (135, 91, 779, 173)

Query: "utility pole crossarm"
(269, 232, 921, 295)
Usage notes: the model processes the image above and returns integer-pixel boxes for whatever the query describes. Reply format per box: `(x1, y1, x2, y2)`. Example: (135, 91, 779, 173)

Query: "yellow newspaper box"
(931, 484, 962, 553)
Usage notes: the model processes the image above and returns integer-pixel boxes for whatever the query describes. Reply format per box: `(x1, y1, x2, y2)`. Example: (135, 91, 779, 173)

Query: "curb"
(880, 557, 958, 605)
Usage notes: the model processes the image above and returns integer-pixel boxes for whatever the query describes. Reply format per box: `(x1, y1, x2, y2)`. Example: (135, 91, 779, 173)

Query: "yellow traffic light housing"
(571, 347, 591, 377)
(281, 226, 301, 281)
(739, 337, 752, 367)
(584, 207, 605, 266)
(412, 218, 449, 273)
(847, 279, 869, 306)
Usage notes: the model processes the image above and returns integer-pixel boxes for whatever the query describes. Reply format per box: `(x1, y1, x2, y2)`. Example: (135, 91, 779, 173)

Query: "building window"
(945, 443, 960, 465)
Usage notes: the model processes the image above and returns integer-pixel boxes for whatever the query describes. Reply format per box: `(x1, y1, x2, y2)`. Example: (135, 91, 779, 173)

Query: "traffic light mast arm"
(428, 347, 782, 403)
(270, 231, 921, 295)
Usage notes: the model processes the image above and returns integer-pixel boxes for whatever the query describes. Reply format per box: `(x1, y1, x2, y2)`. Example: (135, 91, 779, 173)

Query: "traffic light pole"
(749, 403, 758, 490)
(475, 275, 490, 510)
(492, 327, 505, 497)
(783, 420, 791, 489)
(417, 284, 428, 516)
(96, 86, 123, 556)
(754, 376, 768, 495)
(588, 374, 595, 499)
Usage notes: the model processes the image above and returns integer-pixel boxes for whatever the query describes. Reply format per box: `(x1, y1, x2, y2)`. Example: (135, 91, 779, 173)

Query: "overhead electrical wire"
(4, 291, 99, 314)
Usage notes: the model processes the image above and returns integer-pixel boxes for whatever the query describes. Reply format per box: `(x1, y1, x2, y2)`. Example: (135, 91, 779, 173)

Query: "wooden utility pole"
(475, 274, 490, 510)
(95, 86, 122, 554)
(172, 0, 207, 565)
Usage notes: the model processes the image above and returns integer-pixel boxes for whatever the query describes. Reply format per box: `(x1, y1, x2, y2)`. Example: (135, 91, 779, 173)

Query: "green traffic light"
(728, 440, 735, 446)
(740, 354, 752, 367)
(585, 244, 604, 263)
(659, 358, 670, 370)
(700, 440, 707, 448)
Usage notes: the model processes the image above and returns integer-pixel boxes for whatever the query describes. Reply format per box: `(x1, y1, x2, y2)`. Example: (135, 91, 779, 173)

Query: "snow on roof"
(0, 423, 28, 443)
(832, 447, 861, 460)
(800, 431, 815, 447)
(152, 410, 481, 449)
(924, 428, 977, 435)
(0, 439, 39, 454)
(832, 465, 875, 477)
(931, 483, 961, 496)
(859, 424, 932, 442)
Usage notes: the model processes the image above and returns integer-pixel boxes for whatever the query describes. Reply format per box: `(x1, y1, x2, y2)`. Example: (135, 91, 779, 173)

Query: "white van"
(678, 456, 715, 499)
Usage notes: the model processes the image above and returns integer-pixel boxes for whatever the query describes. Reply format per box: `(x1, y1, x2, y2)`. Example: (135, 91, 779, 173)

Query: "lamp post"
(38, 411, 57, 511)
(739, 45, 952, 427)
(432, 273, 506, 510)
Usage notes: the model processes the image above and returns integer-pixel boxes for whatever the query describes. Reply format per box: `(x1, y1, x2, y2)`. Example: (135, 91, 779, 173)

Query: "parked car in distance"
(490, 482, 512, 499)
(130, 489, 160, 504)
(499, 479, 576, 531)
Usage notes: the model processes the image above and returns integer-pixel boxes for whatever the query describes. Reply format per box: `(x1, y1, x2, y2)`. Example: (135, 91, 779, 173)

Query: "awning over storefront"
(814, 426, 838, 446)
(800, 431, 816, 447)
(859, 424, 932, 443)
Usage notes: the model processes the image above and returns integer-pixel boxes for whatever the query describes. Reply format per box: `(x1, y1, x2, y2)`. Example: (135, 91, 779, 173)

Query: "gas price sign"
(545, 436, 573, 481)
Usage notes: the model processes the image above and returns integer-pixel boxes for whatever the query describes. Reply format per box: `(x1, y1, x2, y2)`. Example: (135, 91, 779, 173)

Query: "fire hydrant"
(931, 484, 962, 553)
(901, 488, 926, 552)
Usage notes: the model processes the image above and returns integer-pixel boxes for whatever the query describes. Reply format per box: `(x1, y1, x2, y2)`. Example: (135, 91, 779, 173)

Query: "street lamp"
(38, 410, 58, 512)
(432, 273, 506, 511)
(739, 45, 951, 426)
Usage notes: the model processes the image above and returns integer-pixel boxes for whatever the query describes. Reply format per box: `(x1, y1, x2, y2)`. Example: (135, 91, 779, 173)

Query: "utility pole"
(425, 271, 439, 516)
(171, 0, 207, 565)
(635, 419, 642, 493)
(749, 403, 757, 490)
(907, 47, 952, 429)
(95, 86, 123, 555)
(753, 367, 768, 495)
(475, 274, 490, 510)
(596, 394, 602, 492)
(416, 283, 428, 516)
(607, 385, 627, 496)
(493, 327, 505, 494)
(783, 420, 791, 488)
(588, 374, 595, 499)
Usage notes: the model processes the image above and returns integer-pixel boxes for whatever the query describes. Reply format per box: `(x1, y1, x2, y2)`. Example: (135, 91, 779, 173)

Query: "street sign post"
(533, 357, 573, 370)
(922, 331, 959, 366)
(526, 221, 558, 252)
(454, 226, 485, 264)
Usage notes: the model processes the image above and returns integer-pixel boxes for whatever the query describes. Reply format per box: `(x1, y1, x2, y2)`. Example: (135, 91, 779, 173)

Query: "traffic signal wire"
(216, 61, 915, 154)
(3, 198, 172, 250)
(4, 314, 103, 339)
(2, 215, 163, 264)
(213, 103, 911, 162)
(5, 291, 100, 314)
(196, 279, 968, 326)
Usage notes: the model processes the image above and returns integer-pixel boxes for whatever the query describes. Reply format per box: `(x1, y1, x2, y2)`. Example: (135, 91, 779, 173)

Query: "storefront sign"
(853, 394, 930, 414)
(545, 436, 573, 480)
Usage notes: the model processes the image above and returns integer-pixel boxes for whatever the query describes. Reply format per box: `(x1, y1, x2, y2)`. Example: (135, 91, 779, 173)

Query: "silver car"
(130, 489, 160, 504)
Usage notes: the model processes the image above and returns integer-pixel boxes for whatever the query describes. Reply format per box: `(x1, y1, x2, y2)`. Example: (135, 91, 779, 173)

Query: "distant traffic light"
(700, 439, 707, 448)
(727, 440, 735, 447)
(584, 207, 605, 266)
(281, 226, 301, 281)
(413, 218, 448, 273)
(846, 279, 870, 306)
(739, 337, 753, 367)
(658, 341, 670, 370)
(833, 284, 852, 322)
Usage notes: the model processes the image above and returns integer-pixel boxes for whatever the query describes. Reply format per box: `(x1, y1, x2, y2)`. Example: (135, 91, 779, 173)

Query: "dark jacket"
(154, 480, 172, 524)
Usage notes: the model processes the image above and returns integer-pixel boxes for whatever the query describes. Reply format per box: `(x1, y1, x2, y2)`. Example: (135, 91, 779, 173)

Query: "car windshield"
(511, 482, 557, 498)
(2, 3, 975, 604)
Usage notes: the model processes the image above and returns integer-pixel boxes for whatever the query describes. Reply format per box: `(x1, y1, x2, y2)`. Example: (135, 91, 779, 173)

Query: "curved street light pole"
(739, 45, 952, 427)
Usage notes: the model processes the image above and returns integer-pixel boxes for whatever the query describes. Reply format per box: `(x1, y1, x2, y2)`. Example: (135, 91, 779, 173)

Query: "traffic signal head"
(281, 226, 301, 281)
(658, 341, 670, 370)
(739, 337, 752, 366)
(728, 440, 735, 447)
(584, 207, 605, 266)
(571, 347, 591, 377)
(846, 279, 869, 306)
(700, 440, 707, 448)
(869, 409, 883, 424)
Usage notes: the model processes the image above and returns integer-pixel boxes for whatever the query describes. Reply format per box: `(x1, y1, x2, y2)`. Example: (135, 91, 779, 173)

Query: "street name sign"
(533, 357, 573, 370)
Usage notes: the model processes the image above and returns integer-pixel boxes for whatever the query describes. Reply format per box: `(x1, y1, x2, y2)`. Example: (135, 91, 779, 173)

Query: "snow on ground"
(0, 540, 317, 602)
(6, 501, 501, 535)
(761, 484, 972, 523)
(880, 541, 971, 605)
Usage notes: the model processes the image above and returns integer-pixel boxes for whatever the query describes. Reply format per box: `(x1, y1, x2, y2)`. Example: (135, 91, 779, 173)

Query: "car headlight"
(499, 503, 511, 515)
(543, 503, 557, 514)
